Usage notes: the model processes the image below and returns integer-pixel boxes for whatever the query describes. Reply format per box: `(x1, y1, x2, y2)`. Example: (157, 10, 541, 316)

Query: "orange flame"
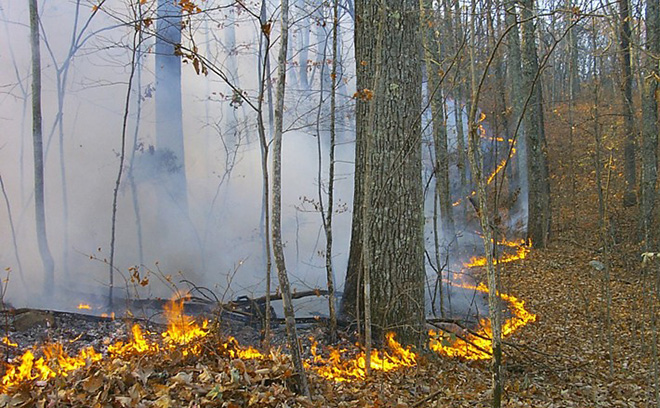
(77, 303, 91, 310)
(1, 293, 210, 392)
(1, 337, 17, 347)
(429, 280, 536, 359)
(429, 239, 536, 360)
(307, 332, 416, 382)
(464, 238, 530, 268)
(107, 324, 160, 356)
(161, 294, 209, 356)
(0, 248, 536, 391)
(1, 344, 102, 392)
(221, 337, 267, 360)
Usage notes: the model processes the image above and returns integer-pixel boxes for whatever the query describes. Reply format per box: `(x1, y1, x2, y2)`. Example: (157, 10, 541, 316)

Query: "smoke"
(0, 0, 527, 322)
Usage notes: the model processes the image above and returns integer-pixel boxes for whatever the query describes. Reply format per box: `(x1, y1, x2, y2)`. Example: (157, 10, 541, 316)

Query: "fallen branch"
(412, 388, 445, 407)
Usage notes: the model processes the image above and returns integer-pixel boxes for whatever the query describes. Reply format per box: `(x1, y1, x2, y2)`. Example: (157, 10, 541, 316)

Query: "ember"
(76, 303, 91, 310)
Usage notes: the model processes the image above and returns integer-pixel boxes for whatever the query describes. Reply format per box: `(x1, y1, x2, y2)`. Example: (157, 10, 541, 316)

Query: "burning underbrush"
(0, 241, 536, 406)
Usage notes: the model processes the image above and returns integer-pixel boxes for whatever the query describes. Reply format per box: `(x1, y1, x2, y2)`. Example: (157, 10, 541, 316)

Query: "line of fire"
(0, 116, 537, 394)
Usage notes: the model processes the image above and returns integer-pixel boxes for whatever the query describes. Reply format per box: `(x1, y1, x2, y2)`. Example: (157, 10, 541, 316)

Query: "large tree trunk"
(156, 0, 188, 213)
(340, 0, 377, 322)
(520, 0, 551, 247)
(271, 0, 310, 395)
(354, 0, 425, 347)
(505, 0, 527, 217)
(453, 0, 468, 210)
(29, 0, 55, 297)
(619, 0, 637, 207)
(641, 0, 659, 249)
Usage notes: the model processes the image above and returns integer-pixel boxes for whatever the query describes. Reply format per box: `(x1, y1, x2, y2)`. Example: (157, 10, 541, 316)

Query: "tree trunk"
(271, 0, 310, 395)
(641, 0, 659, 249)
(257, 0, 273, 348)
(619, 0, 637, 207)
(454, 0, 468, 208)
(504, 0, 527, 219)
(361, 0, 425, 347)
(324, 0, 340, 343)
(520, 0, 551, 247)
(340, 0, 377, 322)
(29, 0, 55, 297)
(156, 0, 188, 213)
(466, 3, 503, 403)
(421, 0, 456, 244)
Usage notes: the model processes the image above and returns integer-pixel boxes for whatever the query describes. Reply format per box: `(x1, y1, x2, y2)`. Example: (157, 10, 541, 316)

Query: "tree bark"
(520, 0, 551, 247)
(641, 0, 659, 249)
(505, 0, 527, 217)
(29, 0, 55, 297)
(271, 0, 310, 395)
(466, 4, 503, 403)
(619, 0, 637, 207)
(340, 0, 377, 322)
(361, 0, 425, 347)
(156, 0, 188, 212)
(256, 0, 273, 348)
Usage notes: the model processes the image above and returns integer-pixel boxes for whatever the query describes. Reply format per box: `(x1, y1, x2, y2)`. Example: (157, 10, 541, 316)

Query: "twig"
(412, 388, 445, 407)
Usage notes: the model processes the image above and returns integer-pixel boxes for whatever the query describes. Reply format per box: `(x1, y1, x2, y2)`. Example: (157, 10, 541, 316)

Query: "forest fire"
(429, 282, 537, 360)
(1, 337, 17, 348)
(308, 332, 417, 382)
(0, 345, 102, 392)
(465, 238, 530, 268)
(1, 243, 536, 392)
(430, 239, 536, 359)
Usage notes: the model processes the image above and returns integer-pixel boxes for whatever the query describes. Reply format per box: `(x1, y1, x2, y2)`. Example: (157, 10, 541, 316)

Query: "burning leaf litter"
(0, 241, 536, 404)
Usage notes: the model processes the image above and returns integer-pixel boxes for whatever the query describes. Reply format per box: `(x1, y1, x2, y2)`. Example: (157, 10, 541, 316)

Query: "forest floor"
(1, 225, 655, 407)
(1, 106, 658, 406)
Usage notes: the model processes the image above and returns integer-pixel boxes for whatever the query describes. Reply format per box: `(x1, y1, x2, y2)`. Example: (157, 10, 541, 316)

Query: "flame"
(0, 245, 536, 390)
(1, 344, 102, 392)
(107, 324, 160, 356)
(1, 293, 209, 392)
(429, 240, 537, 360)
(307, 332, 416, 382)
(486, 147, 516, 185)
(429, 280, 537, 360)
(1, 337, 17, 347)
(222, 337, 267, 360)
(464, 238, 530, 268)
(453, 124, 517, 206)
(77, 303, 91, 310)
(161, 294, 209, 356)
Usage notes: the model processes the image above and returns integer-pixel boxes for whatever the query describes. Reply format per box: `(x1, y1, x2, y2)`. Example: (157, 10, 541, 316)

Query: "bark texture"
(619, 0, 637, 207)
(29, 0, 55, 296)
(520, 0, 551, 247)
(641, 0, 659, 248)
(341, 0, 377, 322)
(351, 0, 425, 347)
(505, 0, 527, 211)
